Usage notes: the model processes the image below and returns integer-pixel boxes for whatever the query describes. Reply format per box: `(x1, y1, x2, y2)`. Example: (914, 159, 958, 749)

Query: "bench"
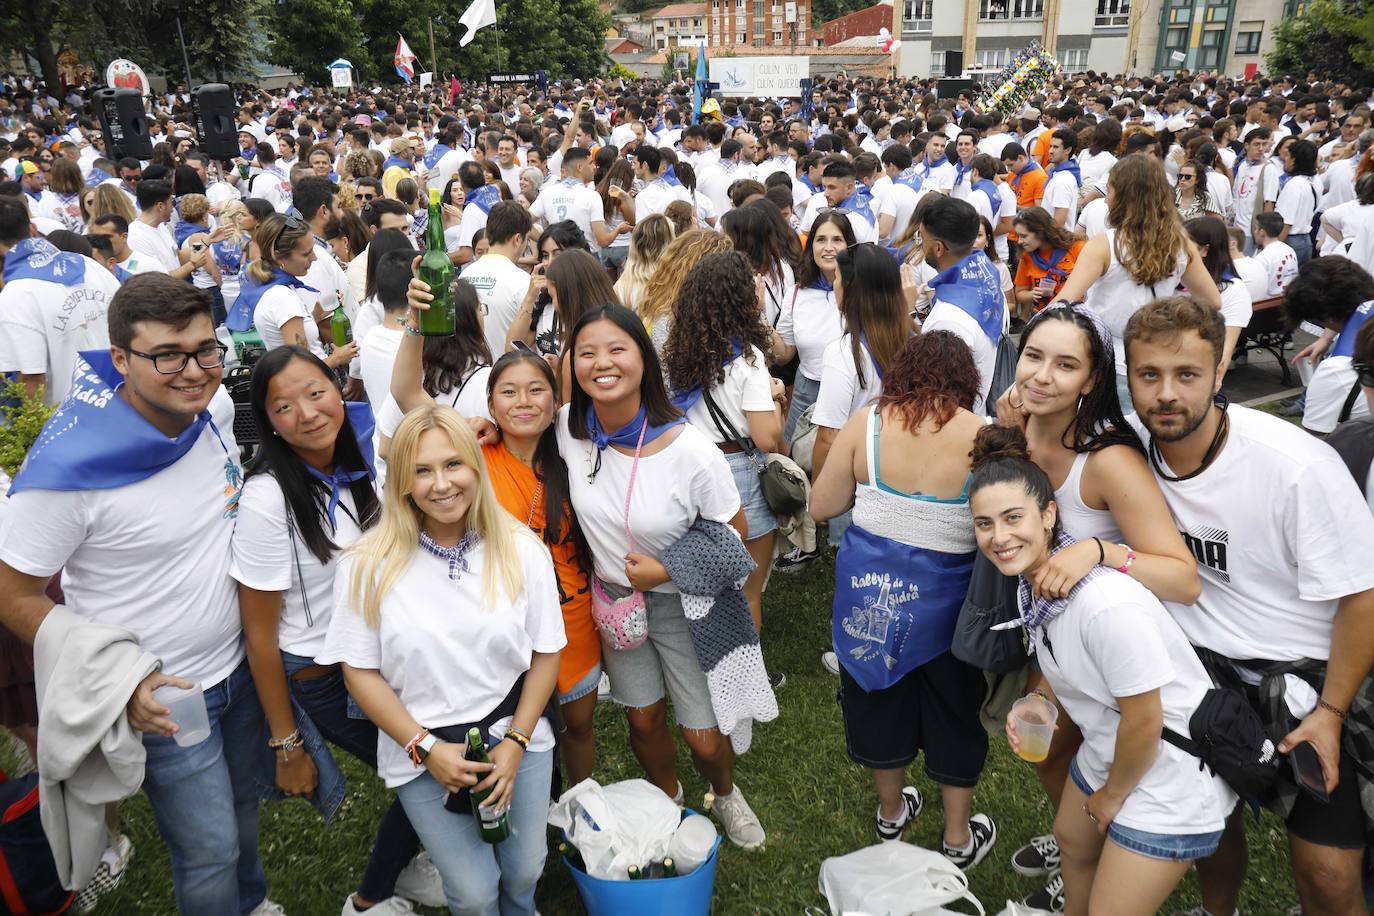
(1235, 295, 1292, 385)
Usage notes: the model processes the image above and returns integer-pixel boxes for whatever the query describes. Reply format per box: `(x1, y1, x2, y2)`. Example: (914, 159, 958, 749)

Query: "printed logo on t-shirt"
(1182, 525, 1229, 583)
(223, 457, 243, 518)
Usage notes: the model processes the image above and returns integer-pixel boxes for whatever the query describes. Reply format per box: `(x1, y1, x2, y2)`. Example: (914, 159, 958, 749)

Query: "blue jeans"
(287, 665, 421, 903)
(140, 659, 267, 916)
(396, 750, 554, 916)
(783, 373, 820, 443)
(1289, 232, 1314, 265)
(1069, 757, 1223, 861)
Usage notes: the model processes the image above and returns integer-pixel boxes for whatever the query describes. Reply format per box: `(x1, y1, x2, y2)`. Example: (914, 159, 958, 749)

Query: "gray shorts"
(597, 581, 718, 730)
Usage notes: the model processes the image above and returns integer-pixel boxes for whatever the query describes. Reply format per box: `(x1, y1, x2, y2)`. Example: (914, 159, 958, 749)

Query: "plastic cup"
(1011, 694, 1058, 763)
(154, 683, 210, 747)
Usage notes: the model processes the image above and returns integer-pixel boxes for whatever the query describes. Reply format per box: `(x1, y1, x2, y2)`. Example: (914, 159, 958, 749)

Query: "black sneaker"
(943, 813, 997, 870)
(874, 786, 923, 841)
(1022, 870, 1065, 912)
(768, 671, 786, 691)
(773, 545, 820, 572)
(1012, 833, 1061, 877)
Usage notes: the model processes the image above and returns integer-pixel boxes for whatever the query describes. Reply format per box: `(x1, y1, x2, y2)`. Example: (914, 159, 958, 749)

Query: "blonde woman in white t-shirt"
(322, 406, 564, 916)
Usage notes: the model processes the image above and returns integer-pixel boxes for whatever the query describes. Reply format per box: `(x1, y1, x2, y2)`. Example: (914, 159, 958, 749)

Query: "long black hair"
(486, 349, 589, 566)
(565, 304, 682, 441)
(796, 209, 856, 288)
(423, 278, 492, 397)
(363, 229, 415, 302)
(1017, 303, 1144, 455)
(246, 346, 380, 564)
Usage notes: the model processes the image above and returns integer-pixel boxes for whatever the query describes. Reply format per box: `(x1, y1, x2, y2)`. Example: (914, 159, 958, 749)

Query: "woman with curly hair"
(614, 214, 675, 313)
(663, 251, 787, 629)
(1013, 206, 1084, 321)
(344, 150, 377, 182)
(810, 330, 997, 865)
(1055, 155, 1218, 409)
(637, 228, 734, 354)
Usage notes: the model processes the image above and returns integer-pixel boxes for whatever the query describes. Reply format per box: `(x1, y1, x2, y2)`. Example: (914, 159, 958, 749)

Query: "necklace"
(526, 479, 543, 528)
(1148, 395, 1230, 482)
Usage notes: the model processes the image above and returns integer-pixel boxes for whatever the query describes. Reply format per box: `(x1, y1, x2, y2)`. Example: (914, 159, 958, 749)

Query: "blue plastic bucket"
(563, 809, 722, 916)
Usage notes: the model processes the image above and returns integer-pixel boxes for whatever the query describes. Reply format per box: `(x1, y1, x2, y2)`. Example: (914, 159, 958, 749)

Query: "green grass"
(84, 555, 1298, 915)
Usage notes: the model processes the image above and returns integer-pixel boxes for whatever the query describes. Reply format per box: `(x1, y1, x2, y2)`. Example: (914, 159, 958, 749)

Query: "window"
(1235, 28, 1261, 53)
(774, 28, 783, 40)
(1095, 0, 1129, 26)
(1165, 26, 1187, 45)
(737, 30, 747, 40)
(1060, 48, 1089, 71)
(979, 0, 1042, 19)
(975, 48, 1012, 67)
(904, 0, 933, 30)
(931, 50, 946, 75)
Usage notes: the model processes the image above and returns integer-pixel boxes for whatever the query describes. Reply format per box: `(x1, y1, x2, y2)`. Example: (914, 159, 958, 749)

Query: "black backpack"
(951, 551, 1029, 674)
(1162, 688, 1282, 802)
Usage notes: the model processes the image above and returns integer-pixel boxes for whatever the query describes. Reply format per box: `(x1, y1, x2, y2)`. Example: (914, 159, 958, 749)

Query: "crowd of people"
(0, 60, 1373, 916)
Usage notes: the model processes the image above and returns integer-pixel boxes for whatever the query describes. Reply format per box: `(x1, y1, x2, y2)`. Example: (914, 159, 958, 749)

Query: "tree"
(266, 0, 368, 83)
(809, 0, 869, 33)
(1267, 0, 1374, 84)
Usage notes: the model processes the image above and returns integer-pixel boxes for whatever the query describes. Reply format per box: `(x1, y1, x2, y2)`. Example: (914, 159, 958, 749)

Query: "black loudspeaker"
(937, 78, 974, 100)
(944, 50, 965, 77)
(96, 87, 153, 160)
(193, 84, 238, 159)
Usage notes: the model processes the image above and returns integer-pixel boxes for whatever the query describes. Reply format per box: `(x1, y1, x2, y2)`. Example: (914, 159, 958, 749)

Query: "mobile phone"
(512, 340, 535, 354)
(1289, 741, 1329, 803)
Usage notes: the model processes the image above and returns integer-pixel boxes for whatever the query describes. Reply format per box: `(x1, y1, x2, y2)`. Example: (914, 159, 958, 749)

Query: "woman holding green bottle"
(321, 405, 565, 916)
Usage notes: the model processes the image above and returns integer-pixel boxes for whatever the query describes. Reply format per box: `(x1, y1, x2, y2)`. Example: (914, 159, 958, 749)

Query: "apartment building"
(706, 0, 813, 48)
(648, 3, 710, 50)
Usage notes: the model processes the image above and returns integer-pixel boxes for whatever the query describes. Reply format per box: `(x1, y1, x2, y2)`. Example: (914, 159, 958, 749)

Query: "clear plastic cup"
(1011, 694, 1059, 763)
(154, 683, 210, 747)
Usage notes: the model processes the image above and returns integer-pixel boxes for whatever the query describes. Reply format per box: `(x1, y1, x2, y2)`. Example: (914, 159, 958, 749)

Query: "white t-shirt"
(127, 219, 180, 271)
(1133, 406, 1374, 661)
(1042, 171, 1080, 230)
(1218, 278, 1253, 330)
(455, 200, 490, 251)
(1302, 352, 1368, 434)
(321, 532, 566, 787)
(0, 389, 245, 687)
(698, 162, 749, 217)
(1276, 174, 1320, 236)
(776, 284, 844, 382)
(359, 324, 404, 410)
(556, 408, 740, 593)
(304, 238, 358, 322)
(683, 347, 776, 443)
(634, 178, 690, 220)
(1033, 573, 1236, 835)
(461, 254, 532, 358)
(1076, 198, 1110, 240)
(923, 300, 999, 415)
(531, 179, 603, 252)
(977, 133, 1016, 159)
(1077, 150, 1117, 188)
(1233, 255, 1268, 300)
(255, 284, 327, 359)
(813, 334, 883, 429)
(1253, 240, 1298, 297)
(0, 259, 118, 405)
(994, 183, 1017, 261)
(1232, 159, 1281, 237)
(376, 365, 493, 440)
(230, 473, 365, 658)
(878, 179, 922, 245)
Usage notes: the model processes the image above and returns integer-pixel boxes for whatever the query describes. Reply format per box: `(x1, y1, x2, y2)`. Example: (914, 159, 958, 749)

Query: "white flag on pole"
(459, 0, 497, 46)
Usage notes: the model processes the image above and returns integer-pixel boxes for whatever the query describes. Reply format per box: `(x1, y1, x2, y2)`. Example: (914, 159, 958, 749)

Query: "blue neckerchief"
(174, 219, 207, 249)
(85, 167, 113, 188)
(423, 143, 452, 169)
(114, 264, 134, 283)
(466, 184, 501, 215)
(809, 273, 835, 293)
(660, 165, 683, 188)
(799, 173, 819, 194)
(10, 350, 232, 496)
(929, 250, 1005, 343)
(859, 333, 889, 383)
(225, 268, 318, 332)
(1029, 246, 1069, 281)
(21, 187, 39, 202)
(3, 236, 85, 287)
(971, 178, 1000, 216)
(1279, 172, 1292, 191)
(894, 165, 924, 193)
(1334, 301, 1374, 358)
(381, 155, 412, 172)
(1010, 161, 1040, 189)
(670, 338, 745, 411)
(838, 184, 876, 227)
(585, 404, 685, 451)
(302, 401, 376, 527)
(953, 157, 973, 190)
(1049, 158, 1081, 187)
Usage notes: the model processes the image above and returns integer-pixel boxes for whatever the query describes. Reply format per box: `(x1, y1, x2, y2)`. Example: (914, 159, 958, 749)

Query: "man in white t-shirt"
(919, 195, 1006, 413)
(0, 200, 116, 405)
(129, 180, 203, 281)
(876, 145, 925, 244)
(1226, 226, 1268, 300)
(530, 147, 606, 249)
(632, 145, 690, 220)
(698, 138, 752, 218)
(1231, 128, 1280, 253)
(949, 130, 978, 201)
(1041, 129, 1081, 231)
(495, 135, 522, 191)
(1252, 212, 1299, 297)
(819, 159, 878, 245)
(462, 202, 533, 358)
(452, 161, 497, 268)
(0, 272, 275, 914)
(1124, 296, 1374, 916)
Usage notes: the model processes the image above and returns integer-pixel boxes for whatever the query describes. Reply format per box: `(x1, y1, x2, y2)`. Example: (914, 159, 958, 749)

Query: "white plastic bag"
(994, 902, 1055, 916)
(818, 842, 985, 916)
(547, 778, 681, 880)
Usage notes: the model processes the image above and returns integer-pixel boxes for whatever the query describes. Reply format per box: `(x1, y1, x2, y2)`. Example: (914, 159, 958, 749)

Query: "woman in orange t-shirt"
(1012, 205, 1085, 324)
(481, 350, 602, 785)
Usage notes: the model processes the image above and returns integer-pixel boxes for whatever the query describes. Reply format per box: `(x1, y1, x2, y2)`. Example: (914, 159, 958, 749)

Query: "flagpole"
(428, 18, 439, 83)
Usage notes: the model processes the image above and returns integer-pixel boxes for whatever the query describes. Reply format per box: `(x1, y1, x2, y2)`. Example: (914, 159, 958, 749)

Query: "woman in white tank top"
(994, 303, 1202, 903)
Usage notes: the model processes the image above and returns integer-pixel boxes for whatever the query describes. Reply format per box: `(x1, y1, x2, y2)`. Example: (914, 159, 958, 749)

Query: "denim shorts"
(1069, 757, 1223, 861)
(724, 449, 778, 540)
(558, 661, 603, 705)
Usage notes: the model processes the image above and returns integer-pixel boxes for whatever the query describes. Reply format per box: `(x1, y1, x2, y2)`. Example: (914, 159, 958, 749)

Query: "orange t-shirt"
(1032, 130, 1054, 169)
(1007, 165, 1048, 243)
(1014, 239, 1085, 304)
(483, 442, 600, 693)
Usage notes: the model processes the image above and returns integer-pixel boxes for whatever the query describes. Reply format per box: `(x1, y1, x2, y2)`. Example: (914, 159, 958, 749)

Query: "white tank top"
(1082, 229, 1188, 375)
(1053, 451, 1124, 544)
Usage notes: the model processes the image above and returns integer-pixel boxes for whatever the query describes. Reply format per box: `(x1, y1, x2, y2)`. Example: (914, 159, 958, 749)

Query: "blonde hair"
(347, 406, 530, 628)
(248, 213, 311, 284)
(1107, 155, 1189, 287)
(217, 199, 249, 246)
(179, 193, 210, 224)
(335, 182, 359, 212)
(614, 214, 675, 311)
(90, 183, 137, 224)
(638, 229, 733, 325)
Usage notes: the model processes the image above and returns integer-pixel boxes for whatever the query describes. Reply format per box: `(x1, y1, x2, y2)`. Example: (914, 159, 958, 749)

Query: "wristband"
(1092, 537, 1105, 566)
(268, 729, 303, 762)
(505, 727, 531, 751)
(405, 728, 431, 767)
(1116, 545, 1136, 575)
(1319, 698, 1348, 721)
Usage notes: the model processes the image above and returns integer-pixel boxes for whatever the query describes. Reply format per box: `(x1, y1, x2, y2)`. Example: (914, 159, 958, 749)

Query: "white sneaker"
(248, 901, 286, 916)
(342, 895, 415, 915)
(596, 672, 612, 702)
(708, 786, 766, 849)
(821, 651, 840, 675)
(74, 834, 133, 913)
(394, 852, 446, 908)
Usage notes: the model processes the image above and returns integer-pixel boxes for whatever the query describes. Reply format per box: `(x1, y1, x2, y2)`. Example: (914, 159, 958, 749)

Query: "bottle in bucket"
(331, 293, 352, 348)
(627, 865, 643, 880)
(662, 857, 677, 878)
(465, 727, 510, 843)
(417, 187, 455, 336)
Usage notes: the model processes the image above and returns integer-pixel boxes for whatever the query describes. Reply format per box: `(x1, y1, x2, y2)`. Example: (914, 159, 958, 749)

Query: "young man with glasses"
(0, 198, 117, 405)
(0, 272, 280, 916)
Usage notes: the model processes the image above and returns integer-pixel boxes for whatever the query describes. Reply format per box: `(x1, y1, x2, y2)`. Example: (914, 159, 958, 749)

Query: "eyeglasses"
(358, 193, 377, 202)
(126, 343, 228, 375)
(1179, 174, 1196, 181)
(1355, 360, 1374, 388)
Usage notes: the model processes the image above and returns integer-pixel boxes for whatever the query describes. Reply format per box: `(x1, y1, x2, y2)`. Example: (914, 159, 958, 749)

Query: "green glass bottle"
(558, 841, 586, 872)
(417, 187, 455, 336)
(662, 857, 677, 878)
(331, 294, 352, 348)
(465, 727, 510, 843)
(627, 865, 643, 880)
